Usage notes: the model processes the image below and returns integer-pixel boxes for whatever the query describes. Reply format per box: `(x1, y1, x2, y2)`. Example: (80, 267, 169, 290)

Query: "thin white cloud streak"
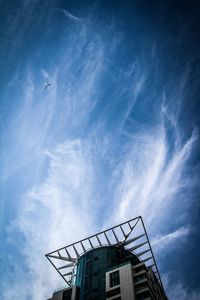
(54, 7, 82, 23)
(2, 23, 107, 181)
(3, 28, 108, 298)
(112, 124, 198, 227)
(5, 140, 98, 299)
(163, 278, 200, 300)
(151, 226, 190, 250)
(118, 70, 147, 134)
(7, 104, 197, 299)
(0, 0, 52, 67)
(2, 12, 199, 300)
(62, 9, 82, 22)
(171, 285, 200, 300)
(2, 69, 58, 180)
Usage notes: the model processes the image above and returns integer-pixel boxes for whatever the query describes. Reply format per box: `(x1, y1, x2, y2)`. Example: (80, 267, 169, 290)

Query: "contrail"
(62, 9, 81, 22)
(54, 8, 81, 22)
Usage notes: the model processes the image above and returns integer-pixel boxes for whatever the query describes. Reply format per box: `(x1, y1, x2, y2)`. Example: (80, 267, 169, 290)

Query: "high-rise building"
(46, 216, 167, 300)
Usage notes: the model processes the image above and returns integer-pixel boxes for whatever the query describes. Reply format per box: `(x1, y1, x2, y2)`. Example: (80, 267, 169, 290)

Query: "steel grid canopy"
(46, 216, 164, 290)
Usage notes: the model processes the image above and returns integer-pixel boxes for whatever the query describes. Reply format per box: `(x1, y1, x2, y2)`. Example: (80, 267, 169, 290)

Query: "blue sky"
(0, 0, 200, 299)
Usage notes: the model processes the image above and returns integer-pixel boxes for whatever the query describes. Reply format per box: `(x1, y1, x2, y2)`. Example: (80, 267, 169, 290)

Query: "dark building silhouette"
(46, 216, 167, 300)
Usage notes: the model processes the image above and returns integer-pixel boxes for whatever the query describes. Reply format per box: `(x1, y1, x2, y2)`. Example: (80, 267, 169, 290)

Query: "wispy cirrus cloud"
(62, 9, 82, 22)
(151, 226, 191, 250)
(1, 4, 199, 299)
(4, 139, 97, 299)
(164, 280, 200, 300)
(0, 0, 54, 69)
(7, 115, 197, 299)
(112, 124, 198, 228)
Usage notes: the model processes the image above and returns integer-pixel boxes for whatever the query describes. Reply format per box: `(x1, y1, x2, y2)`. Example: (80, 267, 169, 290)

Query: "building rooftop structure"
(46, 216, 167, 300)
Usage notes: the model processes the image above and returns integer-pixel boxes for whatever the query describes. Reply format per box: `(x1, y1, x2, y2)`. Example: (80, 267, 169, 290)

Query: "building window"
(110, 270, 120, 287)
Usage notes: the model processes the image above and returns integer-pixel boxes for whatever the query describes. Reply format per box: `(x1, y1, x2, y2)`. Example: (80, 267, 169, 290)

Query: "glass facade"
(47, 217, 167, 300)
(75, 246, 140, 300)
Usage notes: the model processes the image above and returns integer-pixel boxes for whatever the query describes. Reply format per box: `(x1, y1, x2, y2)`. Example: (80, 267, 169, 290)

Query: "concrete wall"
(106, 263, 136, 300)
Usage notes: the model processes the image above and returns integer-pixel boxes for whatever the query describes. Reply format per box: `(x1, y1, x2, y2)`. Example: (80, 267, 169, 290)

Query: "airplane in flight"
(44, 82, 52, 89)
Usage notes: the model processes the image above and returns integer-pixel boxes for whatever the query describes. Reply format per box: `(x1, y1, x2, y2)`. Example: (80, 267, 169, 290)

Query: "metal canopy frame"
(46, 216, 164, 291)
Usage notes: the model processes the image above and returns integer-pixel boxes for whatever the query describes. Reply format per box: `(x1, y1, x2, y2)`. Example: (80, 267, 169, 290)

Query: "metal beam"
(104, 231, 111, 245)
(46, 216, 141, 256)
(112, 229, 119, 243)
(137, 249, 151, 257)
(123, 233, 146, 246)
(45, 215, 166, 297)
(73, 245, 80, 258)
(88, 238, 94, 249)
(58, 263, 74, 270)
(48, 254, 76, 263)
(126, 241, 148, 252)
(96, 235, 102, 246)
